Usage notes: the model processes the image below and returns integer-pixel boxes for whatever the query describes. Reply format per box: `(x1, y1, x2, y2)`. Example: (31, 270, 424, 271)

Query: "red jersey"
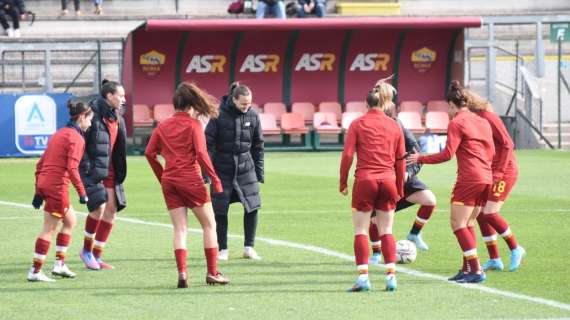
(477, 110, 518, 178)
(340, 109, 406, 196)
(145, 112, 223, 193)
(418, 109, 494, 184)
(35, 126, 86, 197)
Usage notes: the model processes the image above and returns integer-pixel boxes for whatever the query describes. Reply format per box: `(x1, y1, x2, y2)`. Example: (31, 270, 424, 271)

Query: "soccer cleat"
(369, 252, 382, 265)
(27, 268, 55, 282)
(13, 29, 20, 38)
(448, 270, 466, 281)
(52, 261, 76, 278)
(177, 273, 188, 288)
(509, 246, 526, 272)
(482, 258, 504, 272)
(456, 272, 486, 284)
(347, 276, 371, 292)
(243, 247, 261, 260)
(407, 233, 429, 251)
(7, 28, 14, 38)
(206, 272, 230, 285)
(79, 250, 100, 270)
(96, 259, 115, 270)
(385, 274, 397, 291)
(218, 249, 229, 261)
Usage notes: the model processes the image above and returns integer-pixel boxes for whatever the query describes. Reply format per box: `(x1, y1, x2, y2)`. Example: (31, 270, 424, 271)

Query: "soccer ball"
(396, 240, 417, 264)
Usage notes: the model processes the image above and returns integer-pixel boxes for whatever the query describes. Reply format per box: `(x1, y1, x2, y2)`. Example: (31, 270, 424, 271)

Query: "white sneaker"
(13, 29, 20, 38)
(27, 267, 55, 282)
(243, 246, 261, 260)
(218, 249, 229, 261)
(7, 28, 14, 38)
(52, 261, 76, 278)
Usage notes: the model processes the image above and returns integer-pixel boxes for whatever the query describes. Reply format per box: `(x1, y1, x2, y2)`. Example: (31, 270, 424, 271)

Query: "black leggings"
(0, 7, 20, 30)
(61, 0, 81, 11)
(215, 209, 258, 250)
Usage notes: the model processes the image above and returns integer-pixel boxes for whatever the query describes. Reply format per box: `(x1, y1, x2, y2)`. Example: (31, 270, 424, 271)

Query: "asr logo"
(411, 47, 437, 73)
(139, 50, 165, 77)
(295, 53, 335, 72)
(349, 53, 391, 72)
(186, 55, 226, 73)
(239, 54, 280, 73)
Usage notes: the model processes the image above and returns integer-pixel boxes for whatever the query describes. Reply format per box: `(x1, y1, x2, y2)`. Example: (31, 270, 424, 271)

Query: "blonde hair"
(465, 90, 493, 112)
(373, 75, 397, 109)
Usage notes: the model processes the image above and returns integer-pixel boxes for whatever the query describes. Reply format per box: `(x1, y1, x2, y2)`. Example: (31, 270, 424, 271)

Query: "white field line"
(1, 199, 570, 313)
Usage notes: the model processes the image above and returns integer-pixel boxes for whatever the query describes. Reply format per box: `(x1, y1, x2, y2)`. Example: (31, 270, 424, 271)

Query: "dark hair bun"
(67, 100, 90, 118)
(102, 79, 110, 86)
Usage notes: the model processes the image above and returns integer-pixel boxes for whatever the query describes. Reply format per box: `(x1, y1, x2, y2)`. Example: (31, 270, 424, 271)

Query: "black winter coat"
(79, 98, 127, 212)
(397, 119, 422, 179)
(205, 96, 264, 214)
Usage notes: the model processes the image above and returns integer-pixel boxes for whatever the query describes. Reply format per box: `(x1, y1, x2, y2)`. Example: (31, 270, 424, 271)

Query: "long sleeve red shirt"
(145, 112, 223, 193)
(477, 110, 518, 178)
(35, 127, 87, 197)
(418, 109, 495, 184)
(340, 109, 406, 197)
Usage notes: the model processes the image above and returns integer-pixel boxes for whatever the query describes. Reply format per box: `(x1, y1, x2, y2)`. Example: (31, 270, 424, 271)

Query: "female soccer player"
(145, 82, 230, 288)
(340, 81, 406, 292)
(368, 99, 437, 264)
(28, 101, 93, 282)
(466, 91, 525, 272)
(205, 82, 264, 261)
(409, 81, 494, 283)
(79, 80, 127, 271)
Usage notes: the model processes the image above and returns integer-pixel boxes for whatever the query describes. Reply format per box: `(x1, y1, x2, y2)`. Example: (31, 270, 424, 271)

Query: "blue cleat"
(407, 233, 429, 251)
(79, 250, 100, 270)
(347, 276, 371, 292)
(385, 274, 397, 291)
(456, 272, 486, 283)
(448, 270, 467, 281)
(369, 252, 382, 265)
(482, 258, 504, 272)
(509, 246, 526, 272)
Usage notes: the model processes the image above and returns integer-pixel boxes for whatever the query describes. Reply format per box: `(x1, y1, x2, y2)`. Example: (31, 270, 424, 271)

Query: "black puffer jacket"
(79, 98, 127, 212)
(397, 119, 422, 179)
(205, 96, 264, 214)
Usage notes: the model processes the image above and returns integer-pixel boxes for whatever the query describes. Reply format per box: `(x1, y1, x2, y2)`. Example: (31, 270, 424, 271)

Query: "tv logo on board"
(239, 54, 280, 73)
(295, 53, 335, 72)
(411, 47, 437, 73)
(14, 95, 57, 155)
(140, 50, 165, 77)
(186, 55, 226, 73)
(350, 53, 391, 72)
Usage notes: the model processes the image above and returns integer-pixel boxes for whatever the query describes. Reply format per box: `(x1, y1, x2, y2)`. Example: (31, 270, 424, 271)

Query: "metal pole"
(536, 22, 545, 77)
(487, 23, 496, 103)
(514, 40, 519, 113)
(97, 40, 102, 91)
(558, 37, 562, 149)
(45, 50, 53, 92)
(175, 0, 179, 14)
(21, 51, 25, 90)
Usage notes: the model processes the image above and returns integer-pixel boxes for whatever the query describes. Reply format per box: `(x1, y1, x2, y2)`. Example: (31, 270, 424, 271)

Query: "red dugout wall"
(122, 18, 480, 136)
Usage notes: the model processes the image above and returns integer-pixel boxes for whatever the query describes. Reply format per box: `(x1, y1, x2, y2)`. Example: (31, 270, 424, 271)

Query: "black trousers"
(61, 0, 81, 11)
(215, 209, 258, 250)
(0, 7, 20, 30)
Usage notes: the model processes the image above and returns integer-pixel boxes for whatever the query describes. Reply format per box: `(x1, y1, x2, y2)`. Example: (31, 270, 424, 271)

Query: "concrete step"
(542, 123, 570, 134)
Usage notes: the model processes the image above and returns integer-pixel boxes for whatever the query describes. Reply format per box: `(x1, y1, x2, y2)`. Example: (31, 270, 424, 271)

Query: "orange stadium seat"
(313, 112, 342, 134)
(259, 113, 281, 135)
(133, 104, 154, 127)
(291, 102, 316, 125)
(341, 111, 363, 131)
(281, 112, 309, 135)
(399, 101, 424, 114)
(318, 101, 342, 122)
(427, 100, 449, 113)
(345, 101, 367, 114)
(264, 102, 287, 124)
(153, 103, 175, 124)
(397, 111, 424, 134)
(425, 111, 449, 134)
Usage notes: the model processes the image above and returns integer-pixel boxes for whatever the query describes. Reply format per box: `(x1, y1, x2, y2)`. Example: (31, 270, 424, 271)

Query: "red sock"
(454, 228, 481, 273)
(380, 234, 396, 274)
(33, 238, 50, 273)
(368, 223, 381, 254)
(83, 215, 100, 252)
(410, 205, 435, 235)
(55, 233, 71, 263)
(174, 249, 187, 275)
(354, 234, 369, 274)
(93, 220, 113, 260)
(477, 215, 500, 259)
(467, 225, 477, 247)
(484, 213, 518, 250)
(204, 247, 218, 275)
